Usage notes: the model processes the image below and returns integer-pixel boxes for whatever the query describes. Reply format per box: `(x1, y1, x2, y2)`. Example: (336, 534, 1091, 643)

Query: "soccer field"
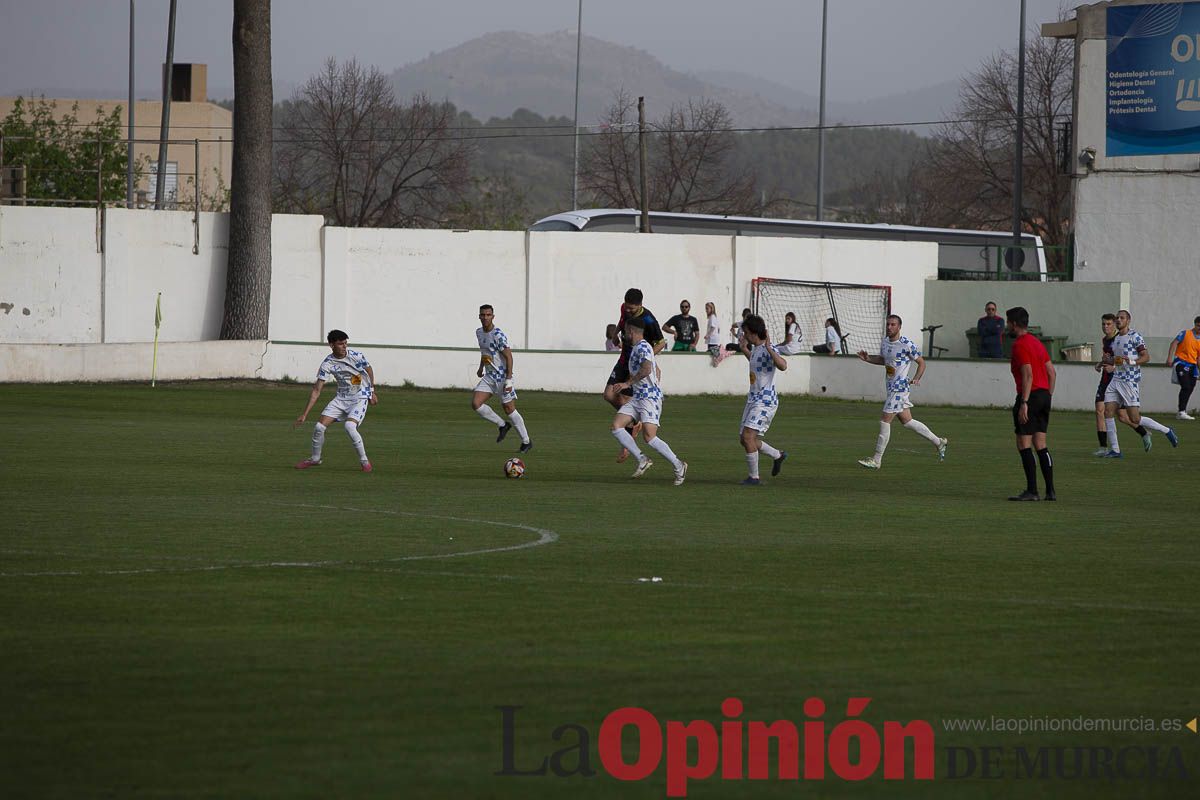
(1, 382, 1196, 798)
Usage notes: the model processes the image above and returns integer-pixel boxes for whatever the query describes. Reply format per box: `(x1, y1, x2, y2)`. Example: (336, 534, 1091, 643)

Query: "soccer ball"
(504, 457, 526, 479)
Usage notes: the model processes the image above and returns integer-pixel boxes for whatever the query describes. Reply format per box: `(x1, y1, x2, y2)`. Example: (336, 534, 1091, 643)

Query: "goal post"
(751, 278, 891, 355)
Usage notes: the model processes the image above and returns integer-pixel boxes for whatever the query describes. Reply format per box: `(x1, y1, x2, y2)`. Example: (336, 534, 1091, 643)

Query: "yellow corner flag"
(151, 292, 162, 387)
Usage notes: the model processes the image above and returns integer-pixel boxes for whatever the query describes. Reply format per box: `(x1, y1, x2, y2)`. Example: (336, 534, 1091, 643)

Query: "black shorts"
(1013, 389, 1051, 435)
(1095, 374, 1112, 404)
(607, 360, 633, 396)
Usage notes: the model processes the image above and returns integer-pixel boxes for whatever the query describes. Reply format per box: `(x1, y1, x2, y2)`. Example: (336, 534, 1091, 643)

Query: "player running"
(294, 329, 378, 472)
(471, 304, 532, 453)
(608, 317, 687, 484)
(1101, 309, 1178, 457)
(738, 314, 788, 485)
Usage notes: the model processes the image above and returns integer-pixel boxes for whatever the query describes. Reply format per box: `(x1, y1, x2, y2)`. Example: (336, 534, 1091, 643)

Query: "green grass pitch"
(1, 382, 1196, 798)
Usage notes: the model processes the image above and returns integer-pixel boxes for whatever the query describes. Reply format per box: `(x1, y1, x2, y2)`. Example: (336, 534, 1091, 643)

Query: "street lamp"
(1011, 0, 1028, 268)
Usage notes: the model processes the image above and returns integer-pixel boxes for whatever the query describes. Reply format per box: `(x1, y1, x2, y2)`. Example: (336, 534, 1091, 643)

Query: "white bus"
(529, 209, 1051, 279)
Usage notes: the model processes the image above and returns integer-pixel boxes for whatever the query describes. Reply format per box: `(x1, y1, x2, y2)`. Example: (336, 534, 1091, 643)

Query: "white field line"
(0, 502, 558, 578)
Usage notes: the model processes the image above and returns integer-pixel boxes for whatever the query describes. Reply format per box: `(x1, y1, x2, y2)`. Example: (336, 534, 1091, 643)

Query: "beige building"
(0, 64, 232, 209)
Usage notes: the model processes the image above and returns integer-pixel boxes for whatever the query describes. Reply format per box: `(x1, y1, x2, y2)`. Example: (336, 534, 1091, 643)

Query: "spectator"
(663, 300, 701, 351)
(813, 317, 841, 355)
(1166, 315, 1200, 420)
(777, 311, 805, 355)
(704, 302, 723, 365)
(727, 308, 752, 351)
(977, 301, 1005, 358)
(605, 323, 621, 352)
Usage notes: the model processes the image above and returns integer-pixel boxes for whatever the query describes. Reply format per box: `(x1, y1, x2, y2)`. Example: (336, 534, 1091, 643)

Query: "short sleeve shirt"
(1111, 329, 1146, 383)
(747, 343, 780, 406)
(318, 348, 373, 399)
(664, 314, 699, 344)
(627, 339, 662, 401)
(1009, 333, 1051, 393)
(880, 335, 920, 392)
(618, 305, 664, 365)
(476, 325, 510, 379)
(1173, 329, 1200, 366)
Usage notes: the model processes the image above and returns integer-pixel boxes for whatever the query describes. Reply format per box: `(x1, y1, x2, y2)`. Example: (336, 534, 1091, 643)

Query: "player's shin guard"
(646, 436, 682, 469)
(311, 422, 327, 461)
(1037, 448, 1054, 496)
(903, 418, 941, 445)
(1140, 416, 1171, 434)
(746, 450, 761, 479)
(475, 404, 505, 426)
(507, 410, 530, 443)
(612, 427, 645, 462)
(1019, 447, 1038, 494)
(874, 421, 892, 462)
(345, 422, 368, 463)
(758, 441, 781, 459)
(1105, 417, 1121, 452)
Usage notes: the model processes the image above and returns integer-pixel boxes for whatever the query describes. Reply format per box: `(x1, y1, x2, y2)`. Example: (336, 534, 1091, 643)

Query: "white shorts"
(1104, 380, 1140, 408)
(321, 395, 369, 424)
(475, 374, 517, 404)
(740, 400, 778, 433)
(883, 390, 914, 414)
(618, 397, 662, 425)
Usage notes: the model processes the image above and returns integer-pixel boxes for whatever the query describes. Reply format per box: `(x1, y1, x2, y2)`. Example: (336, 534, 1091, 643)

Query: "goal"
(751, 278, 891, 355)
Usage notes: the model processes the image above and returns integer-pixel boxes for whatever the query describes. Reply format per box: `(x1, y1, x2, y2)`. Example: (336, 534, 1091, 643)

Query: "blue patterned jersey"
(747, 343, 780, 406)
(476, 325, 510, 379)
(1112, 329, 1146, 383)
(317, 348, 372, 398)
(881, 335, 921, 392)
(628, 339, 662, 400)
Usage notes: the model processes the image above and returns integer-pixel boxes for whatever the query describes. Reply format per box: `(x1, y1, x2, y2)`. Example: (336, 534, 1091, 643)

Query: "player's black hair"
(1005, 306, 1030, 328)
(479, 304, 494, 312)
(1194, 315, 1200, 326)
(743, 314, 767, 339)
(887, 314, 903, 326)
(624, 288, 643, 304)
(326, 329, 348, 343)
(1101, 312, 1117, 323)
(625, 317, 646, 332)
(741, 307, 752, 318)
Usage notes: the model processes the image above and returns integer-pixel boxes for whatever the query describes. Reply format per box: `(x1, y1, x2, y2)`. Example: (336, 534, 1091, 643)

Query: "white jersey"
(317, 349, 372, 399)
(747, 343, 781, 406)
(1111, 329, 1146, 383)
(880, 335, 920, 392)
(476, 325, 510, 380)
(628, 339, 662, 401)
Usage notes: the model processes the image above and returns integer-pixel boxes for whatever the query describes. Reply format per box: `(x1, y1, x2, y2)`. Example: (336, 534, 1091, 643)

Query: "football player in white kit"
(609, 317, 688, 484)
(1101, 309, 1178, 455)
(472, 304, 533, 453)
(855, 314, 948, 469)
(293, 329, 378, 472)
(738, 314, 788, 486)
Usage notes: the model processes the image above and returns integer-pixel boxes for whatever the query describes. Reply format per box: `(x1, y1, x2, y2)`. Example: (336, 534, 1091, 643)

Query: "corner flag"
(151, 292, 162, 387)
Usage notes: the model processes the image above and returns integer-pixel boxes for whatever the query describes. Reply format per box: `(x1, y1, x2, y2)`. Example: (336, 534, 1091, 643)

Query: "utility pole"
(638, 96, 650, 233)
(154, 0, 178, 210)
(572, 0, 583, 210)
(1011, 0, 1028, 269)
(817, 0, 828, 221)
(127, 0, 135, 208)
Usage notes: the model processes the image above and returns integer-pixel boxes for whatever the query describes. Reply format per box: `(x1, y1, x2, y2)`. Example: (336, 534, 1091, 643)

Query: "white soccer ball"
(504, 457, 526, 479)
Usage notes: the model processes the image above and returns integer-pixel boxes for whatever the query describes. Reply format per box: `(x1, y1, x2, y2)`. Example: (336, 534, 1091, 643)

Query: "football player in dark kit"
(604, 288, 666, 462)
(1007, 306, 1057, 501)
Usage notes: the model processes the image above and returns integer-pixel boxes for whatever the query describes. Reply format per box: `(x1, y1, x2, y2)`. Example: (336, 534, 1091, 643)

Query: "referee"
(1007, 306, 1057, 501)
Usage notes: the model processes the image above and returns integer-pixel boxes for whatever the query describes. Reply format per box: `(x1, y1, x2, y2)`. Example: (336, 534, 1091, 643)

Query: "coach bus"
(529, 209, 1050, 279)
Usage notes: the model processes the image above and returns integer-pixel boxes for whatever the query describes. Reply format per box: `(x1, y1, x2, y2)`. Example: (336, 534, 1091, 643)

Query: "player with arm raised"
(294, 329, 378, 472)
(855, 314, 948, 470)
(471, 304, 532, 453)
(738, 314, 788, 485)
(609, 317, 688, 484)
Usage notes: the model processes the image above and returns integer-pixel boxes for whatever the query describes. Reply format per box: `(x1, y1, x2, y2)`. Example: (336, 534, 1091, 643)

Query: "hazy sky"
(2, 0, 1071, 102)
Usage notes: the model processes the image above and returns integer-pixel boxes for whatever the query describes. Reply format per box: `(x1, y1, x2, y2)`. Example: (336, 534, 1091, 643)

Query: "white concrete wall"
(1067, 1, 1200, 343)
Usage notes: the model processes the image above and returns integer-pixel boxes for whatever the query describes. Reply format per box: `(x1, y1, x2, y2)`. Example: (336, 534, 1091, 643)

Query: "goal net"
(751, 278, 891, 355)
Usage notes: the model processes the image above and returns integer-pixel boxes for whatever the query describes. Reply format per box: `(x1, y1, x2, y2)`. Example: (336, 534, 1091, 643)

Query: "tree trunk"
(222, 0, 272, 340)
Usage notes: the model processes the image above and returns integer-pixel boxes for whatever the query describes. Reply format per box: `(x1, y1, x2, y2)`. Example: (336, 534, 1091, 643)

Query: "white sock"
(646, 436, 682, 469)
(758, 441, 781, 459)
(874, 421, 891, 462)
(1140, 416, 1171, 434)
(508, 409, 530, 443)
(476, 404, 505, 427)
(612, 427, 645, 461)
(311, 422, 326, 461)
(345, 422, 368, 463)
(746, 450, 760, 479)
(903, 418, 942, 446)
(1106, 417, 1120, 452)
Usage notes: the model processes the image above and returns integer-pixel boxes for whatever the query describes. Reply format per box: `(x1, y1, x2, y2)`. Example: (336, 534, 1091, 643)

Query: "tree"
(579, 90, 758, 215)
(1, 97, 134, 204)
(222, 0, 273, 340)
(914, 31, 1072, 255)
(274, 58, 472, 227)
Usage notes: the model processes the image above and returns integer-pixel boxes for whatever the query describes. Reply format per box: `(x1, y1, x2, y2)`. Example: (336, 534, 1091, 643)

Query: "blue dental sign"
(1107, 2, 1200, 155)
